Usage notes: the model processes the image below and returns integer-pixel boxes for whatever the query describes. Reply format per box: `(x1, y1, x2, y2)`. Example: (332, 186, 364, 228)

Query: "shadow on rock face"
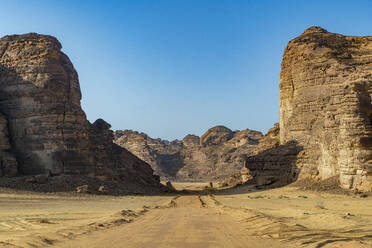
(0, 34, 163, 195)
(157, 152, 186, 178)
(245, 140, 303, 188)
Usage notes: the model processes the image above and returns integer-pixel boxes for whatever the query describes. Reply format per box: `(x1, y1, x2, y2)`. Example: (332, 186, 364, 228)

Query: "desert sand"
(0, 183, 372, 248)
(0, 191, 172, 247)
(0, 183, 371, 248)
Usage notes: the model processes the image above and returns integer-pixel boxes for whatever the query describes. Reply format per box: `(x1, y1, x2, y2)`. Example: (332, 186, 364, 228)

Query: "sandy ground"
(214, 185, 372, 248)
(0, 192, 173, 247)
(0, 183, 371, 248)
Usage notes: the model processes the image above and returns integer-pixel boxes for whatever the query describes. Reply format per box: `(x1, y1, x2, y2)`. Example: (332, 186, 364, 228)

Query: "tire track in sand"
(56, 195, 290, 248)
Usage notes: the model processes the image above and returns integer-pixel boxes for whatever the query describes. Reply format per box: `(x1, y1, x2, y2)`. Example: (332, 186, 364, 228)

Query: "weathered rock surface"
(241, 27, 372, 191)
(245, 123, 302, 187)
(0, 33, 161, 192)
(245, 27, 372, 191)
(252, 123, 280, 155)
(115, 127, 263, 180)
(279, 27, 372, 191)
(200, 126, 233, 146)
(216, 167, 253, 188)
(0, 113, 17, 177)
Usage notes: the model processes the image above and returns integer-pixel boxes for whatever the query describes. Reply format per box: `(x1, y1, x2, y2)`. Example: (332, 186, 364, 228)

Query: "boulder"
(76, 185, 90, 194)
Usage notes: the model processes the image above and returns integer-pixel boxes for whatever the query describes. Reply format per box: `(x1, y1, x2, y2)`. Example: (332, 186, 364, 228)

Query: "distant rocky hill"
(0, 33, 162, 193)
(114, 126, 263, 180)
(244, 27, 372, 191)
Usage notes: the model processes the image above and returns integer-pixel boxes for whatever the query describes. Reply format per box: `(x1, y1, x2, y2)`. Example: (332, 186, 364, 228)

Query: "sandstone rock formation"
(252, 123, 280, 154)
(0, 114, 17, 177)
(216, 167, 253, 188)
(200, 126, 233, 146)
(113, 130, 180, 179)
(0, 33, 161, 192)
(279, 27, 372, 190)
(115, 126, 263, 180)
(245, 123, 302, 187)
(244, 27, 372, 191)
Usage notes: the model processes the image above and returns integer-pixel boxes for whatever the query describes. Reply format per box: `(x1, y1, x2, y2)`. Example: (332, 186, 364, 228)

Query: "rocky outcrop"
(200, 126, 233, 146)
(113, 130, 174, 179)
(182, 134, 200, 147)
(0, 33, 161, 192)
(246, 123, 302, 187)
(0, 114, 17, 177)
(242, 27, 372, 191)
(253, 123, 280, 154)
(216, 167, 253, 187)
(115, 127, 263, 180)
(278, 27, 372, 190)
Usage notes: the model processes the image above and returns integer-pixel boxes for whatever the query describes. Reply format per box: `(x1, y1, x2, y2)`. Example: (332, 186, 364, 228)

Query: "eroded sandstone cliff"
(280, 27, 372, 190)
(245, 123, 302, 187)
(247, 27, 372, 191)
(114, 126, 263, 180)
(0, 33, 161, 192)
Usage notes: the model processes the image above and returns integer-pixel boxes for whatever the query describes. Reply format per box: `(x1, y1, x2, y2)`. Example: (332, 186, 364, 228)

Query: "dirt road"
(2, 184, 371, 248)
(56, 195, 289, 248)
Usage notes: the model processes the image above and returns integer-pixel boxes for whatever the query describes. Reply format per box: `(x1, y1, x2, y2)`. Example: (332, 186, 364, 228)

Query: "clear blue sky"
(0, 0, 371, 140)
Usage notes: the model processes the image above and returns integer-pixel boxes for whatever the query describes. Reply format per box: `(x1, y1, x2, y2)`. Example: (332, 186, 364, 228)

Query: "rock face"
(278, 27, 372, 190)
(252, 123, 280, 155)
(200, 126, 233, 146)
(113, 130, 181, 179)
(245, 123, 303, 187)
(0, 33, 160, 191)
(0, 114, 17, 177)
(216, 167, 253, 188)
(115, 127, 263, 180)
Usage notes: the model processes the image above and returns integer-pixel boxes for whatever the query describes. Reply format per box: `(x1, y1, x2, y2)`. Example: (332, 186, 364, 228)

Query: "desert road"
(1, 184, 371, 248)
(56, 195, 289, 248)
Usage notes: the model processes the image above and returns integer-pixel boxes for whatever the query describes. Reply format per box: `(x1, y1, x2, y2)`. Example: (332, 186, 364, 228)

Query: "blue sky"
(0, 0, 371, 140)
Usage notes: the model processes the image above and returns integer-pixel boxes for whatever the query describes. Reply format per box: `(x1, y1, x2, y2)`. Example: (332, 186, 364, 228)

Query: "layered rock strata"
(245, 124, 302, 186)
(0, 33, 160, 191)
(114, 126, 263, 180)
(277, 27, 372, 190)
(243, 27, 372, 191)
